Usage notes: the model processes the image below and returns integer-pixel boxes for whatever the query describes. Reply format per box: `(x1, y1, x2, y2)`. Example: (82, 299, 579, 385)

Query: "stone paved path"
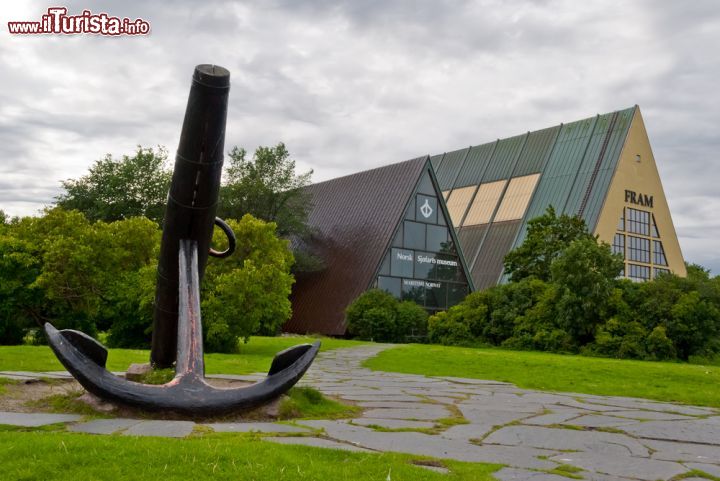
(2, 344, 720, 480)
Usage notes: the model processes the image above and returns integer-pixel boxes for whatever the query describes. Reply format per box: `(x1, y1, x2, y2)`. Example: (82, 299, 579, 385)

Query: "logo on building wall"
(625, 190, 654, 208)
(420, 199, 433, 218)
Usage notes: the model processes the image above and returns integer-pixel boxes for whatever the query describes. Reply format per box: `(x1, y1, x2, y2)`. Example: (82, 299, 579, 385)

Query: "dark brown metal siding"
(456, 224, 489, 268)
(286, 157, 428, 335)
(470, 220, 521, 289)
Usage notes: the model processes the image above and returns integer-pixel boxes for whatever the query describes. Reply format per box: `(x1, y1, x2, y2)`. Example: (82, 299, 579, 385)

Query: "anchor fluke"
(268, 344, 315, 376)
(57, 329, 108, 368)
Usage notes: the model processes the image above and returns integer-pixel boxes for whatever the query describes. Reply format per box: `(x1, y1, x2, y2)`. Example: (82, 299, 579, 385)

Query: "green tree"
(55, 146, 171, 223)
(0, 223, 43, 343)
(667, 291, 720, 360)
(503, 206, 594, 282)
(99, 217, 161, 347)
(219, 144, 312, 237)
(218, 144, 321, 273)
(0, 208, 161, 345)
(201, 215, 295, 352)
(550, 238, 625, 345)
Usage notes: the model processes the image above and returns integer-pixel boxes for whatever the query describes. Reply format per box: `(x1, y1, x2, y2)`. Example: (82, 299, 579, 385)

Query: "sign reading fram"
(625, 189, 653, 208)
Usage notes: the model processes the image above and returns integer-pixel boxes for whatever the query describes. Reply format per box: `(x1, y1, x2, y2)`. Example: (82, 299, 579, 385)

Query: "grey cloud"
(1, 1, 718, 273)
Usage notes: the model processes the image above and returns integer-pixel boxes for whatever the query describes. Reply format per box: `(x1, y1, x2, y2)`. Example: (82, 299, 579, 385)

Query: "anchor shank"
(176, 239, 205, 378)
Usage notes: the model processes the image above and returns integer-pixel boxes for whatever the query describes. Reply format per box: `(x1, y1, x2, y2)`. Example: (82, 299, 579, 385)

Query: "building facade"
(285, 156, 473, 335)
(286, 106, 686, 335)
(433, 105, 685, 289)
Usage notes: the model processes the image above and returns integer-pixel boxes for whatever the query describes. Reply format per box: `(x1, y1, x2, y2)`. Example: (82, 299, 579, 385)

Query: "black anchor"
(44, 65, 319, 415)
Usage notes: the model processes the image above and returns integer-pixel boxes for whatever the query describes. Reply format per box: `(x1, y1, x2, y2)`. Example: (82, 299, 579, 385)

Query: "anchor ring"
(209, 217, 236, 258)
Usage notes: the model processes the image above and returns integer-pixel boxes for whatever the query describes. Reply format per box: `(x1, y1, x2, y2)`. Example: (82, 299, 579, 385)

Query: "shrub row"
(428, 262, 720, 362)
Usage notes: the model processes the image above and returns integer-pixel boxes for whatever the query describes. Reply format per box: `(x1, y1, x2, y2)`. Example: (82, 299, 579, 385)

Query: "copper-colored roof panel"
(494, 174, 540, 222)
(463, 180, 506, 226)
(446, 186, 476, 225)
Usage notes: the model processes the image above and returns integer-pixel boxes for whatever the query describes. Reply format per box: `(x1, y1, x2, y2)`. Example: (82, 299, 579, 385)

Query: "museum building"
(284, 156, 474, 335)
(285, 105, 686, 335)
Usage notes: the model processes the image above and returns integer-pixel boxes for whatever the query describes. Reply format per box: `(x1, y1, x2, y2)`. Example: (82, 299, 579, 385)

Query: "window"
(651, 214, 660, 238)
(654, 268, 670, 278)
(463, 180, 506, 226)
(390, 248, 414, 277)
(377, 176, 469, 312)
(404, 198, 415, 220)
(618, 208, 625, 230)
(401, 279, 424, 304)
(377, 276, 401, 297)
(379, 253, 390, 275)
(413, 252, 434, 279)
(494, 174, 540, 222)
(426, 224, 449, 252)
(612, 233, 625, 257)
(628, 264, 650, 282)
(403, 221, 426, 250)
(434, 254, 461, 281)
(653, 240, 667, 266)
(416, 172, 435, 196)
(424, 281, 447, 309)
(391, 228, 403, 248)
(626, 208, 650, 235)
(447, 284, 468, 306)
(627, 236, 650, 263)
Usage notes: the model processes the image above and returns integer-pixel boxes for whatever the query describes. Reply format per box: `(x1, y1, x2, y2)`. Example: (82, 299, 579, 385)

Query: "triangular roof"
(593, 107, 686, 278)
(286, 156, 429, 335)
(432, 106, 685, 287)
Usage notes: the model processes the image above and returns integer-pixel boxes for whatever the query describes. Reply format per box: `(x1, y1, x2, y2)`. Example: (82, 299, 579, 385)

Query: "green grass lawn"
(0, 431, 500, 481)
(364, 344, 720, 408)
(0, 336, 365, 375)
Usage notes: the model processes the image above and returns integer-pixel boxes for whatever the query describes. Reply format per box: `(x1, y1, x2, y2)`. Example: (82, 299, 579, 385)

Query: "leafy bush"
(346, 289, 428, 343)
(395, 301, 429, 339)
(645, 326, 676, 361)
(428, 310, 473, 346)
(201, 215, 295, 352)
(428, 278, 549, 348)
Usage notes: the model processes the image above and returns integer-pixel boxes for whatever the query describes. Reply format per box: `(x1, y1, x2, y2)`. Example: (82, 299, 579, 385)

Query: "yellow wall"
(594, 107, 686, 277)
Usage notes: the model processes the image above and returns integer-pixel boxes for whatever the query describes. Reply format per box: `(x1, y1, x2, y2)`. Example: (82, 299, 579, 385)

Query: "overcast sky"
(1, 1, 718, 274)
